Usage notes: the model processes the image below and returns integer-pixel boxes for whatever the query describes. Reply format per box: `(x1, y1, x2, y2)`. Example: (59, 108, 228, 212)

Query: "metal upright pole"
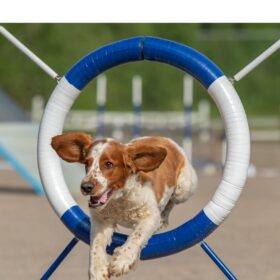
(233, 39, 280, 82)
(0, 26, 60, 81)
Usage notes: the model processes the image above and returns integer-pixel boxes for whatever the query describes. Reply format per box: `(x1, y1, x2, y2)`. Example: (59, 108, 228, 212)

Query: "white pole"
(234, 39, 280, 82)
(198, 99, 211, 143)
(183, 75, 193, 107)
(96, 75, 107, 138)
(0, 26, 59, 80)
(132, 75, 142, 107)
(96, 75, 107, 107)
(132, 75, 142, 138)
(182, 75, 193, 162)
(31, 95, 45, 123)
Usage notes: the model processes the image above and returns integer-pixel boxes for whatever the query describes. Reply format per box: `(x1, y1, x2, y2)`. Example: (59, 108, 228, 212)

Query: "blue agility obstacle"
(62, 37, 223, 258)
(38, 37, 250, 279)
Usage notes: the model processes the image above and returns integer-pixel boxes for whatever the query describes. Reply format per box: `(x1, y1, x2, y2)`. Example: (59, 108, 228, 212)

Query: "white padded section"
(38, 77, 80, 217)
(204, 76, 250, 225)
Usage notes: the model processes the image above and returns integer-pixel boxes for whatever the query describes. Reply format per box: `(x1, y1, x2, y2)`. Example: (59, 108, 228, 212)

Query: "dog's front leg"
(109, 209, 160, 277)
(89, 219, 114, 280)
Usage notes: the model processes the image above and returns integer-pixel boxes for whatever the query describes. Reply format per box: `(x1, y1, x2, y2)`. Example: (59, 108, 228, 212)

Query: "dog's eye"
(105, 161, 113, 169)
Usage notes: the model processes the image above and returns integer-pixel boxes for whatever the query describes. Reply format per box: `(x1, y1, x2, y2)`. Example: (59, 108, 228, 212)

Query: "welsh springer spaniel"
(51, 132, 197, 280)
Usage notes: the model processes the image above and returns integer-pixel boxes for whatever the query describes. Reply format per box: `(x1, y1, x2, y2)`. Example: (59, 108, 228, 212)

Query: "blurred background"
(0, 23, 279, 280)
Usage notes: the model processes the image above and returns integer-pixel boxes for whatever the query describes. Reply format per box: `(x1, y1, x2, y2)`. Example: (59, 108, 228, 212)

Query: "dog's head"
(51, 132, 167, 209)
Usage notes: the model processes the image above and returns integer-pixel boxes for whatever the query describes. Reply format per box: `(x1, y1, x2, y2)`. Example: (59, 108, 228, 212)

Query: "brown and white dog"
(51, 132, 197, 280)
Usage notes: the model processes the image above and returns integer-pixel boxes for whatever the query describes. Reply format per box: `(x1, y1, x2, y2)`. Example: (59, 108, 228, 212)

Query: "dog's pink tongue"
(98, 190, 110, 204)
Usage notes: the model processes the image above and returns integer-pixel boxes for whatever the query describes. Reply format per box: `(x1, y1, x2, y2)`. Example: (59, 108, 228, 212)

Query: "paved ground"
(0, 142, 279, 280)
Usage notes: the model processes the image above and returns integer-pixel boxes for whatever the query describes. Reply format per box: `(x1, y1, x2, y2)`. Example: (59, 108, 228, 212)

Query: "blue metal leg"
(200, 241, 237, 280)
(41, 237, 79, 280)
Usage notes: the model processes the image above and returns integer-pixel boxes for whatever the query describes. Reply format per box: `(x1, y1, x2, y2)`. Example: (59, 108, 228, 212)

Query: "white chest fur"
(90, 175, 158, 228)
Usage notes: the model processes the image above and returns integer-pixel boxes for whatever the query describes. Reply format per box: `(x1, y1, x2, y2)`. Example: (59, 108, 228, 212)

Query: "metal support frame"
(40, 238, 237, 279)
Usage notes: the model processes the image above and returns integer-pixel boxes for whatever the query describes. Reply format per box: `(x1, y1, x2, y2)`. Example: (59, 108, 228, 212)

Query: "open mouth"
(88, 189, 113, 208)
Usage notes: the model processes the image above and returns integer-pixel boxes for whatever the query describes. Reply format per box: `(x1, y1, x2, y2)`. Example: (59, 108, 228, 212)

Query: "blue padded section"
(65, 37, 144, 90)
(61, 205, 90, 244)
(61, 206, 217, 260)
(142, 210, 217, 259)
(108, 210, 218, 260)
(143, 37, 223, 88)
(65, 36, 223, 91)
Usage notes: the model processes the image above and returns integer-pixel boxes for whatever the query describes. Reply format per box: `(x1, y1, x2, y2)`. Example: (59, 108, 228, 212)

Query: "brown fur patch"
(134, 138, 185, 202)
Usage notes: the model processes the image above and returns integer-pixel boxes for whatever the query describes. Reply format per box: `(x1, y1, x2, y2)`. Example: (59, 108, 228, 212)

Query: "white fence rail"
(31, 95, 279, 142)
(64, 110, 200, 131)
(63, 111, 280, 141)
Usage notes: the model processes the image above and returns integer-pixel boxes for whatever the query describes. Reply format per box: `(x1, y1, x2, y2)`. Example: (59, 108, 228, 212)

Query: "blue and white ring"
(38, 37, 250, 260)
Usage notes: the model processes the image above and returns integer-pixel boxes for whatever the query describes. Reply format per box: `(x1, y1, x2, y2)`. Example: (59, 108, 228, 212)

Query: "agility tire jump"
(38, 37, 250, 260)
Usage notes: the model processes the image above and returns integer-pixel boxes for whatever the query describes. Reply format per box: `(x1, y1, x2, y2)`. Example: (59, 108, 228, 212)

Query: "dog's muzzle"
(81, 182, 95, 195)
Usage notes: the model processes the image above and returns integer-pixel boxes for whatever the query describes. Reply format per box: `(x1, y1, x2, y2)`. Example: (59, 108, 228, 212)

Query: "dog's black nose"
(81, 182, 94, 195)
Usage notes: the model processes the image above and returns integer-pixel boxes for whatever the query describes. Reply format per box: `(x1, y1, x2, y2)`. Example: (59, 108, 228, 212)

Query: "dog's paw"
(109, 246, 139, 277)
(89, 267, 110, 280)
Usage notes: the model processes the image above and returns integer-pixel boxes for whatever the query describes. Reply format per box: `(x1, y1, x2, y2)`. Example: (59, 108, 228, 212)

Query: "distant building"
(0, 88, 30, 122)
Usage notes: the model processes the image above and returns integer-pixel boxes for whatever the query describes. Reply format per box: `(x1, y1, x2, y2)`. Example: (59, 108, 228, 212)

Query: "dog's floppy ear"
(125, 141, 167, 173)
(51, 132, 93, 163)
